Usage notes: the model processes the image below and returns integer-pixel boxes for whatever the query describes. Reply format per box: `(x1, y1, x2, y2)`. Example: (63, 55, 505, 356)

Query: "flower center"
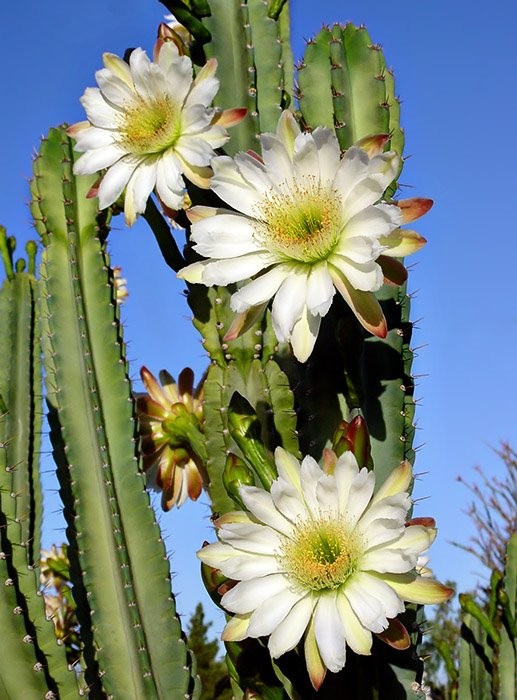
(258, 177, 342, 263)
(120, 96, 181, 155)
(282, 517, 362, 591)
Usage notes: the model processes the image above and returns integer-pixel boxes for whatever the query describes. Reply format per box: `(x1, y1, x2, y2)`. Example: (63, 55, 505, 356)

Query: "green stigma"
(282, 518, 362, 591)
(121, 97, 181, 155)
(258, 177, 343, 263)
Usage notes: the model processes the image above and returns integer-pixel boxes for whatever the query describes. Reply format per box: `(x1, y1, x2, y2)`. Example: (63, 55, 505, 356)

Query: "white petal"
(331, 255, 383, 292)
(80, 87, 123, 128)
(73, 143, 126, 174)
(344, 577, 388, 633)
(274, 447, 302, 492)
(343, 202, 401, 241)
(217, 551, 281, 581)
(155, 39, 180, 72)
(175, 134, 214, 167)
(271, 270, 308, 341)
(219, 521, 284, 554)
(293, 131, 321, 180)
(260, 133, 295, 184)
(129, 48, 162, 101)
(315, 472, 339, 515)
(239, 487, 294, 536)
(343, 468, 375, 527)
(72, 125, 116, 151)
(290, 307, 321, 363)
(94, 68, 138, 108)
(155, 151, 185, 210)
(201, 252, 276, 286)
(299, 456, 325, 517)
(352, 572, 404, 620)
(332, 147, 370, 201)
(233, 151, 274, 196)
(361, 546, 416, 574)
(221, 573, 289, 614)
(334, 452, 360, 513)
(334, 236, 382, 264)
(336, 594, 372, 655)
(230, 264, 289, 312)
(164, 56, 195, 105)
(394, 524, 436, 555)
(270, 478, 307, 523)
(247, 587, 303, 637)
(96, 156, 140, 209)
(191, 214, 260, 258)
(312, 127, 341, 178)
(314, 594, 347, 673)
(268, 595, 314, 658)
(128, 158, 158, 210)
(185, 73, 219, 108)
(211, 156, 264, 217)
(305, 263, 335, 317)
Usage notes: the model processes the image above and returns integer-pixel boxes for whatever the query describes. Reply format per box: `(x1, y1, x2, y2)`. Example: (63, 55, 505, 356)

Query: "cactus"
(0, 1, 452, 698)
(458, 533, 516, 700)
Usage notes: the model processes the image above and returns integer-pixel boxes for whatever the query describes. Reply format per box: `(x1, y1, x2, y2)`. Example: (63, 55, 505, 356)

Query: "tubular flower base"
(67, 38, 245, 225)
(136, 366, 205, 510)
(198, 449, 452, 689)
(179, 110, 430, 362)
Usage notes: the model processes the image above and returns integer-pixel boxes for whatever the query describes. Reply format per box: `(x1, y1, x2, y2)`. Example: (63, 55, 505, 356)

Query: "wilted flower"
(68, 40, 245, 224)
(136, 366, 206, 510)
(198, 449, 452, 688)
(179, 111, 430, 362)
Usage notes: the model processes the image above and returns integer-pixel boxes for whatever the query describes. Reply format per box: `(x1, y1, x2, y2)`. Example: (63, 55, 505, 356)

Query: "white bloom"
(198, 449, 452, 689)
(68, 42, 244, 225)
(179, 111, 430, 362)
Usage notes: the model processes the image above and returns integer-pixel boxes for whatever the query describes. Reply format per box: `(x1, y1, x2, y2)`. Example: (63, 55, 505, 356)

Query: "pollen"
(120, 96, 181, 155)
(258, 177, 343, 263)
(282, 517, 362, 591)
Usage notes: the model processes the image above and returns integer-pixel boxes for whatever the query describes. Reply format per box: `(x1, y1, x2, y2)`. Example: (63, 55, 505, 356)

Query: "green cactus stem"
(33, 126, 199, 699)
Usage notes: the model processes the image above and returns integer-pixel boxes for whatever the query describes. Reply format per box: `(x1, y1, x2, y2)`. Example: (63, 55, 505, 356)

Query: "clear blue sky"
(1, 1, 516, 634)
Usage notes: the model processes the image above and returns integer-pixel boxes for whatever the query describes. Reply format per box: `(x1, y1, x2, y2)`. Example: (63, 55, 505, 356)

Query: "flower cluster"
(198, 449, 452, 688)
(136, 366, 206, 510)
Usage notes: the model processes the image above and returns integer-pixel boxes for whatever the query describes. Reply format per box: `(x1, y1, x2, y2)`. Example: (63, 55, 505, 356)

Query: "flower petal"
(268, 595, 314, 658)
(328, 264, 387, 338)
(230, 264, 290, 312)
(314, 594, 347, 673)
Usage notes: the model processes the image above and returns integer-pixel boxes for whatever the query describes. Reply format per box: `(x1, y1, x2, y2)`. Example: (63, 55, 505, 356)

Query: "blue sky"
(1, 0, 516, 634)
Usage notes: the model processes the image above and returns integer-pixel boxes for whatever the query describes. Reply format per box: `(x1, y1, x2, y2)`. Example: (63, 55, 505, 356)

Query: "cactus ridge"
(34, 127, 198, 699)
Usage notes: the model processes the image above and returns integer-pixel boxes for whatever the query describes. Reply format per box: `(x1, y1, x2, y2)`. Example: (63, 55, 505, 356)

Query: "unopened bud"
(223, 454, 255, 509)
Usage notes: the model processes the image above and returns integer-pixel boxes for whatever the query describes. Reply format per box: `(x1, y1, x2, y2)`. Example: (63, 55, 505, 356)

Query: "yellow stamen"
(121, 96, 181, 155)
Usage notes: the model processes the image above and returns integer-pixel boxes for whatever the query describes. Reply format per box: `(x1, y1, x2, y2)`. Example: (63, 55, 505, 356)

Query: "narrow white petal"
(247, 587, 302, 638)
(96, 157, 139, 209)
(352, 572, 405, 620)
(315, 472, 339, 516)
(202, 252, 276, 286)
(344, 577, 388, 633)
(334, 236, 382, 264)
(274, 448, 302, 492)
(331, 255, 384, 292)
(239, 487, 294, 536)
(155, 152, 185, 210)
(234, 151, 274, 196)
(269, 595, 314, 658)
(230, 264, 289, 312)
(72, 125, 116, 151)
(260, 133, 295, 184)
(191, 214, 260, 258)
(270, 478, 307, 523)
(343, 468, 375, 527)
(80, 87, 123, 128)
(305, 263, 335, 317)
(299, 456, 325, 517)
(164, 56, 195, 105)
(211, 156, 264, 217)
(393, 525, 436, 555)
(271, 270, 308, 341)
(343, 202, 401, 241)
(217, 552, 281, 581)
(312, 127, 341, 178)
(334, 452, 360, 513)
(293, 131, 321, 180)
(314, 594, 347, 673)
(221, 573, 290, 614)
(156, 39, 181, 72)
(219, 521, 284, 554)
(290, 307, 321, 363)
(94, 68, 138, 108)
(332, 147, 370, 201)
(175, 134, 214, 167)
(361, 546, 416, 574)
(336, 594, 373, 655)
(125, 157, 158, 215)
(185, 74, 219, 108)
(73, 144, 126, 175)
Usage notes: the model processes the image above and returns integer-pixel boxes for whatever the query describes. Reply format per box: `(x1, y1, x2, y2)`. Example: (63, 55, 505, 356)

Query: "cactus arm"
(203, 0, 260, 153)
(297, 28, 335, 130)
(498, 533, 516, 699)
(35, 127, 197, 699)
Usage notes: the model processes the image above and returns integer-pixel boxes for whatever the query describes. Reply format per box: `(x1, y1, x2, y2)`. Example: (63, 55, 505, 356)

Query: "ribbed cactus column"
(32, 127, 199, 699)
